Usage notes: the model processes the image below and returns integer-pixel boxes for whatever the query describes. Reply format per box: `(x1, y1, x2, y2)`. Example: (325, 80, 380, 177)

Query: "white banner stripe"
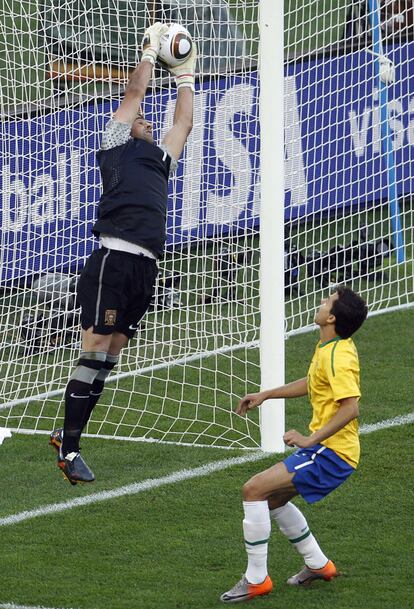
(0, 412, 412, 529)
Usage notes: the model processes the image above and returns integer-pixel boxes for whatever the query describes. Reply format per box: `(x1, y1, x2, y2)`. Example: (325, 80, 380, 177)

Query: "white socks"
(243, 501, 271, 584)
(242, 500, 328, 581)
(270, 502, 328, 570)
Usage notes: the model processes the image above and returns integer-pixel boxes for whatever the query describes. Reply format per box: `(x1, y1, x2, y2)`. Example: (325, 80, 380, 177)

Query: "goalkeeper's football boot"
(220, 575, 273, 603)
(49, 429, 93, 485)
(58, 451, 95, 486)
(287, 559, 338, 586)
(49, 428, 63, 456)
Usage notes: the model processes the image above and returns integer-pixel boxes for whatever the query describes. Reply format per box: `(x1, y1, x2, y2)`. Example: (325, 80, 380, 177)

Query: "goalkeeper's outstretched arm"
(162, 86, 194, 160)
(112, 61, 153, 125)
(162, 42, 197, 159)
(113, 22, 168, 125)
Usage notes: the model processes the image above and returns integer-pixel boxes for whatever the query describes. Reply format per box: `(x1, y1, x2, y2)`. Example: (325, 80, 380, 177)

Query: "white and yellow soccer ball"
(158, 23, 193, 68)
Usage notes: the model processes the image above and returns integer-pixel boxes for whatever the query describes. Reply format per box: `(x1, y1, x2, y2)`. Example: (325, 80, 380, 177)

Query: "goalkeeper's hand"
(168, 42, 198, 91)
(141, 22, 169, 66)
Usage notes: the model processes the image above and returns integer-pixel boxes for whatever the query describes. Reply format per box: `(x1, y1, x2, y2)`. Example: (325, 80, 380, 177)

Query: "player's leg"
(63, 327, 113, 450)
(269, 499, 334, 582)
(51, 248, 128, 484)
(81, 254, 157, 431)
(51, 328, 113, 454)
(81, 331, 129, 431)
(242, 464, 297, 584)
(53, 329, 111, 484)
(220, 463, 296, 603)
(269, 445, 354, 585)
(270, 494, 338, 586)
(60, 248, 114, 463)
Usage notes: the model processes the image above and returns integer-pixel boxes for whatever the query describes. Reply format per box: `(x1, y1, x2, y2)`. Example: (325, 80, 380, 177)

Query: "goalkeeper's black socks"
(84, 378, 105, 427)
(62, 378, 93, 455)
(62, 351, 107, 456)
(81, 354, 119, 431)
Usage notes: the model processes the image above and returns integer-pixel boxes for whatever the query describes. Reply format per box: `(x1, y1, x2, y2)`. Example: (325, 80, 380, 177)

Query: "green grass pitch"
(0, 307, 412, 609)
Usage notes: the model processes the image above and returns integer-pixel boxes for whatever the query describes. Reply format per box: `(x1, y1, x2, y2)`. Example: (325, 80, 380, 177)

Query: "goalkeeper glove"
(141, 22, 169, 66)
(169, 42, 198, 91)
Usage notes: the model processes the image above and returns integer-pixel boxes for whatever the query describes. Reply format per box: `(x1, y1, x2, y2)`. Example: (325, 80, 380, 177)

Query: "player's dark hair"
(331, 285, 368, 339)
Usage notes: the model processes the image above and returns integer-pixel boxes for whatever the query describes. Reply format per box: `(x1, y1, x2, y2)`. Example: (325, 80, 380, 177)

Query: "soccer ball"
(158, 23, 193, 68)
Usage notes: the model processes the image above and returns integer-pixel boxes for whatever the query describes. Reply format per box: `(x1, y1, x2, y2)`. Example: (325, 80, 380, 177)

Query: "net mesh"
(0, 1, 413, 448)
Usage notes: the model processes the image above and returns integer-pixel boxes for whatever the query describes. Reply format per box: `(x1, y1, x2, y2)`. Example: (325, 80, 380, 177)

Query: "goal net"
(0, 1, 413, 449)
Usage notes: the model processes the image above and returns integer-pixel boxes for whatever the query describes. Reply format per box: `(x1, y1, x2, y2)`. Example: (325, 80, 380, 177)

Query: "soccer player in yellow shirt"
(220, 285, 368, 603)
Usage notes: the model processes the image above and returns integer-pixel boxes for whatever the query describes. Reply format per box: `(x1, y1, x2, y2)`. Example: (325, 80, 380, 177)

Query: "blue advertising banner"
(0, 74, 260, 282)
(284, 42, 414, 218)
(1, 42, 413, 283)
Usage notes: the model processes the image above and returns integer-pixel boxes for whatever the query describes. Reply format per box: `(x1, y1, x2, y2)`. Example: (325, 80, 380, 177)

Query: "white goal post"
(258, 1, 285, 452)
(0, 1, 413, 452)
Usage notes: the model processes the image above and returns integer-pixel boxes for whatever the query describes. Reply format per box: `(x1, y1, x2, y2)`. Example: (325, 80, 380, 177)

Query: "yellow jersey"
(307, 336, 361, 468)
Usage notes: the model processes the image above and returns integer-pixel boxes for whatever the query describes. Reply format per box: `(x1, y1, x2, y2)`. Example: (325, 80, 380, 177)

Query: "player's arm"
(112, 61, 153, 125)
(162, 87, 194, 160)
(112, 22, 168, 125)
(236, 377, 308, 416)
(162, 42, 197, 160)
(283, 396, 359, 448)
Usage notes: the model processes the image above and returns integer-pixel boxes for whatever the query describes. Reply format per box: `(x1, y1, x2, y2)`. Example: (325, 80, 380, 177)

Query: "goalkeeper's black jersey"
(92, 138, 172, 259)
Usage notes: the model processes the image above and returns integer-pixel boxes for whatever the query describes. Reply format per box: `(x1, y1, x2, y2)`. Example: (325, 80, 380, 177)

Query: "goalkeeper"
(49, 23, 197, 485)
(221, 286, 367, 603)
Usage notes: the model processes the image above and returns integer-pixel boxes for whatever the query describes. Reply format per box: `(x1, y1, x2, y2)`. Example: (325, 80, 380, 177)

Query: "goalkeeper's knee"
(91, 353, 119, 395)
(70, 351, 108, 385)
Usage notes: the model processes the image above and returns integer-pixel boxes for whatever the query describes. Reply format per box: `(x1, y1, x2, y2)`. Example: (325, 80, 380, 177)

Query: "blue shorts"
(283, 444, 355, 504)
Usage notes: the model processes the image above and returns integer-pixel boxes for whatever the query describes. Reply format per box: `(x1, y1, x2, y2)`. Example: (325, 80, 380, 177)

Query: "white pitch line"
(0, 451, 265, 528)
(0, 605, 83, 609)
(0, 412, 412, 529)
(359, 412, 414, 434)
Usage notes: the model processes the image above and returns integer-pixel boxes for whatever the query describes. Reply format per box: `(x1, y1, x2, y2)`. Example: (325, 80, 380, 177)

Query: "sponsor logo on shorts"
(128, 324, 138, 331)
(104, 309, 117, 326)
(70, 393, 90, 399)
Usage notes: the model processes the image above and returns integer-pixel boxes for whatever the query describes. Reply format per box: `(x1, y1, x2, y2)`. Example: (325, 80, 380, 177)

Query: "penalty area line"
(0, 412, 413, 529)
